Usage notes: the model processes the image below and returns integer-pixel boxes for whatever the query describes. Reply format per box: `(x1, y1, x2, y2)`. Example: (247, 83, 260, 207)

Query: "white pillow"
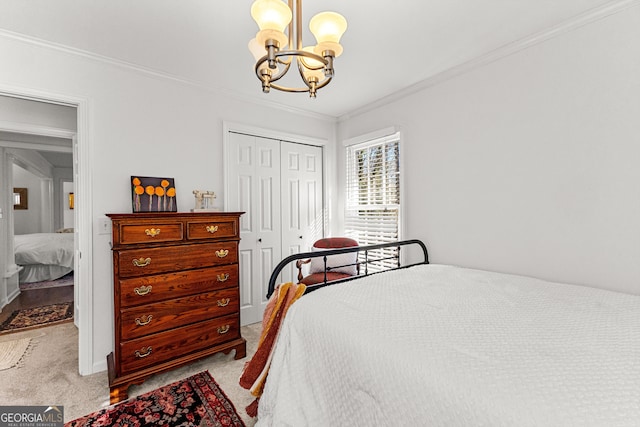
(309, 246, 358, 275)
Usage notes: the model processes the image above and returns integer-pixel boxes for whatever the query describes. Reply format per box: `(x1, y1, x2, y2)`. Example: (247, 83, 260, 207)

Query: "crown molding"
(0, 29, 337, 123)
(338, 0, 640, 122)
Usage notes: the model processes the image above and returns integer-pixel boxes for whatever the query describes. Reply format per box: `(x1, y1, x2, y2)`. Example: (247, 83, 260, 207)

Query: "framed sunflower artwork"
(131, 176, 177, 212)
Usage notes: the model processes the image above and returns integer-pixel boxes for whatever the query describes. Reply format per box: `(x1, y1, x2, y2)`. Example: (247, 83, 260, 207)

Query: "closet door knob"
(258, 238, 262, 243)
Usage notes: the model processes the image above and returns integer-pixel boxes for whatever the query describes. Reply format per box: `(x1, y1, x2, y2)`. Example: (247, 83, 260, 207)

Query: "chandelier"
(248, 0, 347, 98)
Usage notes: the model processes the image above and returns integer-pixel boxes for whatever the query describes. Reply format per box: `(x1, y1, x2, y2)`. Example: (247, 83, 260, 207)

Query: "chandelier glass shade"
(249, 0, 347, 98)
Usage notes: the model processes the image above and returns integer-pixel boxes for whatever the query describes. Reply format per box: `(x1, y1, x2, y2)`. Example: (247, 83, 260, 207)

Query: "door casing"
(0, 86, 94, 375)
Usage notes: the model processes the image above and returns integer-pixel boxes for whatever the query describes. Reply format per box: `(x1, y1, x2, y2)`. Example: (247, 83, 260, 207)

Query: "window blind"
(345, 134, 400, 272)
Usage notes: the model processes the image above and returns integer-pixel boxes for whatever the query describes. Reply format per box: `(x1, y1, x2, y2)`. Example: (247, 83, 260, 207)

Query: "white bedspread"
(257, 264, 640, 426)
(14, 233, 74, 268)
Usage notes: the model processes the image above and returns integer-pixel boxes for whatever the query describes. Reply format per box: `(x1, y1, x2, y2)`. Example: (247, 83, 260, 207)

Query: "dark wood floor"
(0, 285, 74, 325)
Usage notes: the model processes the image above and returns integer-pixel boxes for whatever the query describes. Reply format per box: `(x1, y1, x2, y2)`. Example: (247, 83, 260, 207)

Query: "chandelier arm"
(253, 57, 264, 76)
(268, 84, 313, 93)
(254, 56, 292, 83)
(311, 76, 332, 90)
(255, 50, 325, 71)
(269, 76, 333, 93)
(296, 59, 318, 90)
(296, 61, 311, 89)
(255, 49, 332, 92)
(271, 61, 333, 93)
(253, 55, 268, 77)
(276, 50, 327, 66)
(277, 56, 292, 66)
(268, 61, 291, 83)
(285, 49, 328, 90)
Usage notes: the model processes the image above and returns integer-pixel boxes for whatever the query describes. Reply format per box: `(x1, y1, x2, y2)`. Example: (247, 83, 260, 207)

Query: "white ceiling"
(37, 150, 73, 169)
(0, 0, 615, 118)
(0, 131, 73, 168)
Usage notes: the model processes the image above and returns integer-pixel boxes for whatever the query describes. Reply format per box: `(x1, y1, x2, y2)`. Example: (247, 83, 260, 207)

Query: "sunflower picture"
(131, 176, 177, 212)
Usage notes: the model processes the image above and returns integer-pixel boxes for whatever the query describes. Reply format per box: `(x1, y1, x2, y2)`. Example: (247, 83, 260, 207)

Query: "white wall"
(0, 95, 76, 129)
(338, 7, 640, 295)
(13, 164, 44, 235)
(0, 34, 335, 373)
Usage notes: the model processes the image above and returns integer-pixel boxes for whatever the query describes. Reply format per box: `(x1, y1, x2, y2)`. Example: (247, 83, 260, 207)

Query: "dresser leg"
(109, 386, 129, 404)
(233, 338, 247, 360)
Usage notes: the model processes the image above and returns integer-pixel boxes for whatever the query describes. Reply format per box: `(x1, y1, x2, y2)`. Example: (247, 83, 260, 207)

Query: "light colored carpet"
(0, 336, 32, 370)
(0, 321, 262, 426)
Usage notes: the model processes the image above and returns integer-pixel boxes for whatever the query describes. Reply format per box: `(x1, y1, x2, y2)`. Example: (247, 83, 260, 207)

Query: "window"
(345, 132, 400, 271)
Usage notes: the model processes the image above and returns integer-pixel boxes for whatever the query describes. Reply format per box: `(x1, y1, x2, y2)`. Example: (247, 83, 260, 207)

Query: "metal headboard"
(266, 239, 429, 298)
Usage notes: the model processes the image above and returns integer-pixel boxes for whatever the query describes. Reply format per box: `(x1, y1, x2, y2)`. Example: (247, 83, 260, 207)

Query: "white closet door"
(227, 132, 281, 326)
(280, 141, 324, 283)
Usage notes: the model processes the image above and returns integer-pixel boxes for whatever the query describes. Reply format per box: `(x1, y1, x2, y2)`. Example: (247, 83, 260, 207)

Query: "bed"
(14, 232, 74, 283)
(255, 240, 640, 426)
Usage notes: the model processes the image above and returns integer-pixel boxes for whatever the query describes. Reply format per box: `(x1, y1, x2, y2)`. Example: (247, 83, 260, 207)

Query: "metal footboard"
(266, 239, 429, 298)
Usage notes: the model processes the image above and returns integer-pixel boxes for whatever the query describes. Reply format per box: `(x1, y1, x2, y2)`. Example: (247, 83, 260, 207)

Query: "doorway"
(0, 146, 74, 328)
(0, 87, 93, 375)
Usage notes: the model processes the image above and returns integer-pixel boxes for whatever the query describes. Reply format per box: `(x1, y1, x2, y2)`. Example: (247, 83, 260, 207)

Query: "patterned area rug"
(20, 272, 74, 291)
(66, 371, 246, 427)
(0, 303, 73, 333)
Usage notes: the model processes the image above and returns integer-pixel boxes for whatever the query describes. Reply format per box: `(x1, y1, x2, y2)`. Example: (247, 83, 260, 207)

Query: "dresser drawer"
(118, 314, 240, 375)
(120, 287, 239, 340)
(118, 265, 239, 307)
(187, 217, 238, 241)
(117, 221, 184, 245)
(117, 242, 238, 278)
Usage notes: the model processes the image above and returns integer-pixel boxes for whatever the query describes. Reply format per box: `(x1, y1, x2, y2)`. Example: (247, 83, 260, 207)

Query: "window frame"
(344, 130, 402, 271)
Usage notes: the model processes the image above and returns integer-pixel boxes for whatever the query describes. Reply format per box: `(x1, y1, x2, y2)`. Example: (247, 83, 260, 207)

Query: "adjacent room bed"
(14, 232, 74, 283)
(255, 240, 640, 426)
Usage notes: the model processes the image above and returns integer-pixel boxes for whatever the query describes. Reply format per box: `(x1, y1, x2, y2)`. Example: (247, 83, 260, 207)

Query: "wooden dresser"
(106, 211, 246, 403)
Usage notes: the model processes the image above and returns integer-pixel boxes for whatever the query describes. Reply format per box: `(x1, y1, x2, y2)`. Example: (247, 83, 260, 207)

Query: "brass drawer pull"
(217, 273, 230, 282)
(217, 298, 231, 307)
(134, 285, 152, 296)
(133, 257, 151, 267)
(135, 314, 153, 326)
(206, 225, 219, 234)
(217, 325, 230, 334)
(215, 249, 229, 258)
(135, 346, 153, 358)
(145, 228, 161, 237)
